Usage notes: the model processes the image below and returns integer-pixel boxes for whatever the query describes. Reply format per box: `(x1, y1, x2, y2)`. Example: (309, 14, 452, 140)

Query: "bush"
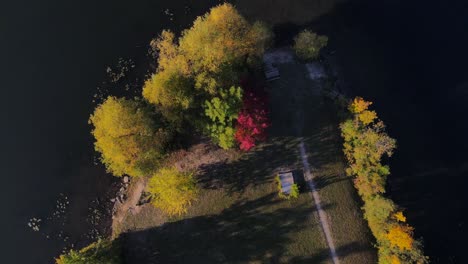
(235, 84, 270, 151)
(275, 175, 299, 200)
(147, 167, 198, 216)
(293, 30, 328, 60)
(289, 184, 300, 199)
(55, 239, 122, 264)
(204, 86, 243, 149)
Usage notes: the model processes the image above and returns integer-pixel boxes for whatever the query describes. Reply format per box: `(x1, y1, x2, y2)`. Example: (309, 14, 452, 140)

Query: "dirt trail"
(112, 178, 146, 235)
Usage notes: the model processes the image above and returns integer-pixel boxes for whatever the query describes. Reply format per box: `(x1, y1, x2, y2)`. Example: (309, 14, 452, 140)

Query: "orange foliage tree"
(387, 225, 414, 251)
(340, 97, 427, 263)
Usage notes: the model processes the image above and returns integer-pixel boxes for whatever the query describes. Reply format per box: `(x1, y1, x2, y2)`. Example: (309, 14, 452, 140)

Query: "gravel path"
(299, 140, 340, 264)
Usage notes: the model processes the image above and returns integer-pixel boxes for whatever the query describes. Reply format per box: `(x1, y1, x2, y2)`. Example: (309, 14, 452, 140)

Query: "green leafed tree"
(204, 86, 243, 149)
(89, 96, 170, 177)
(293, 29, 328, 60)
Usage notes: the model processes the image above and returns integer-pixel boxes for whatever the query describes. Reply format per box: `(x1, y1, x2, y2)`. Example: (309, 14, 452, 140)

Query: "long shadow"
(314, 174, 351, 191)
(197, 136, 302, 194)
(290, 242, 374, 263)
(301, 99, 352, 191)
(122, 193, 332, 264)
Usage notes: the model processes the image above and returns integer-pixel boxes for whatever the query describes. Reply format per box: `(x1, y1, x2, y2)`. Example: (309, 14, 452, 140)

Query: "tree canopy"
(293, 30, 328, 60)
(89, 96, 170, 177)
(142, 3, 272, 148)
(179, 3, 269, 75)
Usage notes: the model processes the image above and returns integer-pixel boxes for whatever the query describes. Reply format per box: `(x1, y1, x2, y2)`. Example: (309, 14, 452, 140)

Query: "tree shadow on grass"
(197, 136, 302, 194)
(122, 193, 334, 264)
(301, 109, 353, 192)
(314, 174, 351, 191)
(290, 241, 375, 264)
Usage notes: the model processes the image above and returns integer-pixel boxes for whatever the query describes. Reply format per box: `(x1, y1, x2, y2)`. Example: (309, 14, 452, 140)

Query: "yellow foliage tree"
(358, 110, 378, 125)
(142, 68, 194, 129)
(387, 225, 415, 251)
(147, 167, 198, 216)
(179, 3, 268, 74)
(89, 96, 170, 177)
(349, 96, 373, 113)
(394, 211, 407, 222)
(390, 255, 402, 264)
(151, 30, 190, 74)
(341, 97, 427, 263)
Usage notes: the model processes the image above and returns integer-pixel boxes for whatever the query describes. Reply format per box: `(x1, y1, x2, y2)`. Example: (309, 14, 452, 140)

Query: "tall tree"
(142, 69, 194, 129)
(89, 96, 170, 177)
(179, 3, 268, 75)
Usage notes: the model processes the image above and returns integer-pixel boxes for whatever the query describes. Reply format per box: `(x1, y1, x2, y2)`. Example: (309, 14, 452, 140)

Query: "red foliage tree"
(235, 83, 270, 151)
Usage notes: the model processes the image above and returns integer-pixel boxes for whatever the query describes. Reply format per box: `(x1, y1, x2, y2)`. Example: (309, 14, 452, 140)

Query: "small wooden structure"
(264, 63, 280, 81)
(279, 171, 295, 195)
(263, 49, 293, 82)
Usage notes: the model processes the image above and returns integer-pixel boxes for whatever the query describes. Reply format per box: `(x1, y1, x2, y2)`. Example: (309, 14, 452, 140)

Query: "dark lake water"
(1, 0, 466, 263)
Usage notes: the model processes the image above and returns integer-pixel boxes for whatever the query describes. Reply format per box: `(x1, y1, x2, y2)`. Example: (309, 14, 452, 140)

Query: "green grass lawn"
(121, 137, 331, 263)
(119, 56, 375, 263)
(302, 97, 377, 264)
(270, 61, 377, 264)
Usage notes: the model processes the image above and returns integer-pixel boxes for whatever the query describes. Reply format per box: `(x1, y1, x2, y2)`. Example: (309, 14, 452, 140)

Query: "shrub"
(293, 30, 328, 60)
(289, 184, 300, 199)
(235, 84, 270, 151)
(147, 167, 198, 216)
(275, 175, 299, 200)
(89, 96, 171, 177)
(55, 239, 122, 264)
(204, 86, 243, 149)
